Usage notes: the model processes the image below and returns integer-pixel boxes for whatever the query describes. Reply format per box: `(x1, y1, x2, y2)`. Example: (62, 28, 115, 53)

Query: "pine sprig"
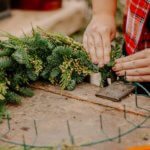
(0, 57, 13, 69)
(100, 37, 124, 87)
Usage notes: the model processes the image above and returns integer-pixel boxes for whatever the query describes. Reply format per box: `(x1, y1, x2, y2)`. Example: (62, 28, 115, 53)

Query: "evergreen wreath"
(0, 28, 123, 105)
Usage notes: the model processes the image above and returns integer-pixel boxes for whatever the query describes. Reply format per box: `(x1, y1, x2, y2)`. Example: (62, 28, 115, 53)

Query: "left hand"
(112, 49, 150, 82)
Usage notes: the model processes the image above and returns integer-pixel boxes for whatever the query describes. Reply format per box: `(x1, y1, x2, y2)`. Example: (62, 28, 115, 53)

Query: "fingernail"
(112, 67, 116, 71)
(94, 60, 98, 64)
(92, 59, 98, 64)
(116, 72, 120, 76)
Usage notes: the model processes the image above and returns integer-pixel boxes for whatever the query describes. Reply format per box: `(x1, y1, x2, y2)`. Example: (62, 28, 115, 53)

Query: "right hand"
(83, 14, 116, 67)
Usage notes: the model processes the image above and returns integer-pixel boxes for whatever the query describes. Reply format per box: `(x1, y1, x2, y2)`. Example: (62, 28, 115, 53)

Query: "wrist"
(92, 13, 116, 20)
(92, 0, 117, 17)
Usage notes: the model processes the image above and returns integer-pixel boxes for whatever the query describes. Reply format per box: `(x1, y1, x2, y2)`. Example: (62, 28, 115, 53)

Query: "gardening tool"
(96, 81, 135, 102)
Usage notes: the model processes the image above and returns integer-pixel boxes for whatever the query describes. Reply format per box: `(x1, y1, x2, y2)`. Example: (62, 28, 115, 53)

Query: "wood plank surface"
(31, 82, 150, 117)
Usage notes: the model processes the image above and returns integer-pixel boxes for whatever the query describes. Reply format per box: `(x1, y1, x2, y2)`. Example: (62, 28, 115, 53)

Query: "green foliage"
(12, 49, 29, 66)
(0, 28, 123, 109)
(66, 80, 76, 91)
(0, 82, 8, 100)
(18, 87, 34, 97)
(0, 57, 13, 69)
(5, 91, 21, 104)
(0, 71, 9, 100)
(27, 70, 38, 81)
(0, 29, 99, 105)
(0, 48, 14, 57)
(100, 37, 124, 87)
(0, 101, 7, 123)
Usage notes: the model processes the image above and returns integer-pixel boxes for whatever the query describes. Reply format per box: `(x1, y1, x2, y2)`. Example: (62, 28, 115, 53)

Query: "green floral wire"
(80, 113, 150, 147)
(80, 82, 150, 147)
(133, 82, 150, 97)
(0, 83, 150, 148)
(0, 113, 149, 148)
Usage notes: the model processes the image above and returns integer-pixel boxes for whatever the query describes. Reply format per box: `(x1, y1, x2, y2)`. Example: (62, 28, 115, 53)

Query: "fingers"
(83, 32, 111, 68)
(83, 34, 88, 52)
(83, 26, 112, 68)
(115, 50, 146, 63)
(83, 33, 97, 63)
(101, 32, 111, 64)
(116, 67, 150, 76)
(87, 35, 98, 64)
(113, 58, 149, 71)
(93, 32, 104, 67)
(83, 32, 104, 67)
(126, 75, 150, 82)
(113, 49, 150, 82)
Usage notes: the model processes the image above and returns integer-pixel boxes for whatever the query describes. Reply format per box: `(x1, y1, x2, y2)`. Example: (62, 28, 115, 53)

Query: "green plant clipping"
(100, 37, 124, 87)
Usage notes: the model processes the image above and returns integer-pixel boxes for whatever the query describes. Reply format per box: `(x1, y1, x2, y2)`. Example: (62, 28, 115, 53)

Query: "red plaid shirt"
(123, 0, 150, 55)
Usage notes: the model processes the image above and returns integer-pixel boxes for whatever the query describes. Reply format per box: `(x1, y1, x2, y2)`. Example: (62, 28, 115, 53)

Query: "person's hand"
(83, 14, 116, 67)
(112, 49, 150, 82)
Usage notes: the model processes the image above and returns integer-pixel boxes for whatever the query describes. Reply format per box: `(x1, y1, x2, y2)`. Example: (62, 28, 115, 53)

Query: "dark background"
(0, 0, 62, 12)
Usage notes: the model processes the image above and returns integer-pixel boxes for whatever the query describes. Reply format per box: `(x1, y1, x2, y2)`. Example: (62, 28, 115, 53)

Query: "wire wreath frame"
(0, 82, 150, 150)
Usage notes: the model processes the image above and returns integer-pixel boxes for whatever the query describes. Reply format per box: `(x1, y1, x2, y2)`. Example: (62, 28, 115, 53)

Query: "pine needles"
(0, 28, 123, 109)
(0, 29, 99, 106)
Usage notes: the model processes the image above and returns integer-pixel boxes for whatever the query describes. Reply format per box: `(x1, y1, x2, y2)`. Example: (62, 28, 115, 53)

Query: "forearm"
(92, 0, 117, 17)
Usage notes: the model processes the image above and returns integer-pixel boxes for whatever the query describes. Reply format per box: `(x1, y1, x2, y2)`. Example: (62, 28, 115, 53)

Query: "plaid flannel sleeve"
(124, 0, 150, 55)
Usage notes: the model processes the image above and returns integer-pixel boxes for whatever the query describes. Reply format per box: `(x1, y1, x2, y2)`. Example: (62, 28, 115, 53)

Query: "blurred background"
(0, 0, 125, 40)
